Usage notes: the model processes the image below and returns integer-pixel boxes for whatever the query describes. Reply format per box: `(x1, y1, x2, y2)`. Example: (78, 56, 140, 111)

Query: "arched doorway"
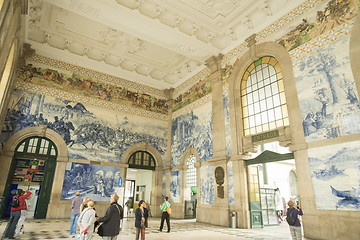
(2, 136, 57, 219)
(124, 150, 156, 217)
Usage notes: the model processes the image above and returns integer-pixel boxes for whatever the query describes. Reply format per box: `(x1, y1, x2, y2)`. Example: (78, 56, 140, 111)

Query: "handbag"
(97, 223, 104, 237)
(166, 207, 171, 215)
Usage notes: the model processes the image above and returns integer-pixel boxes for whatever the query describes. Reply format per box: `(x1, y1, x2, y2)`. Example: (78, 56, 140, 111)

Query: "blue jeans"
(70, 213, 80, 235)
(3, 210, 21, 238)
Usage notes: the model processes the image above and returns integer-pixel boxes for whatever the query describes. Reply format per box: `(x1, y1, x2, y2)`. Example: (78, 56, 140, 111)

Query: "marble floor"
(0, 217, 309, 240)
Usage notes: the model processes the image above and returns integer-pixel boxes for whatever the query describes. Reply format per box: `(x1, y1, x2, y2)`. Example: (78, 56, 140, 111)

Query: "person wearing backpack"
(286, 200, 303, 240)
(2, 189, 32, 239)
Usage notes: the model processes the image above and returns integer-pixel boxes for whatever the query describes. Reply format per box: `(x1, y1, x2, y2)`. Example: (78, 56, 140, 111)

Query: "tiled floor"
(1, 217, 308, 240)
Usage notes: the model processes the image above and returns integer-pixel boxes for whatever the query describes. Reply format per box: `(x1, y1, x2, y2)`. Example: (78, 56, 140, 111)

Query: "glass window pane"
(268, 109, 275, 122)
(249, 116, 255, 127)
(254, 102, 260, 114)
(255, 113, 262, 125)
(263, 66, 269, 79)
(248, 104, 254, 116)
(276, 119, 284, 127)
(278, 79, 284, 92)
(282, 105, 288, 118)
(273, 94, 280, 107)
(261, 111, 268, 124)
(259, 88, 265, 100)
(244, 117, 249, 129)
(271, 82, 279, 94)
(265, 85, 271, 97)
(269, 67, 276, 77)
(266, 97, 273, 108)
(260, 100, 267, 112)
(253, 91, 259, 102)
(248, 93, 253, 104)
(275, 106, 282, 120)
(256, 69, 262, 80)
(280, 92, 286, 104)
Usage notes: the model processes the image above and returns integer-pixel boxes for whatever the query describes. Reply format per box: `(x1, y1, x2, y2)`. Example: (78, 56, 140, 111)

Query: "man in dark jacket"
(3, 189, 32, 239)
(97, 194, 123, 240)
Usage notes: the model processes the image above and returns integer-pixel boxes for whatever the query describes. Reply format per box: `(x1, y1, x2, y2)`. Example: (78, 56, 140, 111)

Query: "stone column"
(203, 54, 230, 227)
(205, 54, 227, 158)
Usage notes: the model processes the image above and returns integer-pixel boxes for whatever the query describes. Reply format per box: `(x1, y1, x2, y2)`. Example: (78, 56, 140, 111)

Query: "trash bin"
(230, 211, 237, 228)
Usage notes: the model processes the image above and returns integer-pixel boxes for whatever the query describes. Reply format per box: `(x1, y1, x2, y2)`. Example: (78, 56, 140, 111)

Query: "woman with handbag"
(135, 200, 148, 240)
(78, 200, 96, 240)
(96, 194, 123, 240)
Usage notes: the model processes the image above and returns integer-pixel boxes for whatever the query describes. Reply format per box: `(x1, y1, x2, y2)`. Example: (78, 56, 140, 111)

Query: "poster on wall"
(61, 162, 120, 201)
(13, 159, 46, 183)
(308, 141, 360, 211)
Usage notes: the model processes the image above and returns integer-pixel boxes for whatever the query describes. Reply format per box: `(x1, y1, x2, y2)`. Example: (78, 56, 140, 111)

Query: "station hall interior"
(0, 0, 360, 239)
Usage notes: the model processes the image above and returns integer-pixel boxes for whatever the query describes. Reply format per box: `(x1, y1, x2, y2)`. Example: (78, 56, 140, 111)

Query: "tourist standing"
(70, 192, 83, 237)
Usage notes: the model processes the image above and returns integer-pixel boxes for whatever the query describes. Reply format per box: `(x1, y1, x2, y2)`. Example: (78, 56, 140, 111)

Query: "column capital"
(205, 54, 224, 74)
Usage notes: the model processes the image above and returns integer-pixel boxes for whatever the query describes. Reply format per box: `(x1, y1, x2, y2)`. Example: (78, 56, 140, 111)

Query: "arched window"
(128, 151, 156, 170)
(241, 56, 289, 136)
(16, 137, 57, 156)
(186, 155, 197, 188)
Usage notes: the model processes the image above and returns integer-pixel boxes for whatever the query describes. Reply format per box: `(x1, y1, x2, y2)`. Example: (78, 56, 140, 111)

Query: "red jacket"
(11, 190, 32, 212)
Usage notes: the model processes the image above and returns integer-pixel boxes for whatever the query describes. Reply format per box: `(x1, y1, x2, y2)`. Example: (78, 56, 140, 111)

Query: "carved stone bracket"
(205, 54, 224, 74)
(245, 34, 258, 61)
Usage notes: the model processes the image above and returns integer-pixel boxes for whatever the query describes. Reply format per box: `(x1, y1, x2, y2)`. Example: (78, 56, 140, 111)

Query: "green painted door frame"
(0, 137, 57, 219)
(246, 150, 294, 228)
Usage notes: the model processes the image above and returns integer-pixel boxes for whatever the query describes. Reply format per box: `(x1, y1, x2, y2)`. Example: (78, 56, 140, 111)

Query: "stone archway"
(121, 141, 164, 217)
(0, 125, 69, 218)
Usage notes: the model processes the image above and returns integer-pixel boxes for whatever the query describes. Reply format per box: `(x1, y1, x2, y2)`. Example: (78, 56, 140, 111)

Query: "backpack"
(11, 195, 20, 208)
(286, 208, 295, 226)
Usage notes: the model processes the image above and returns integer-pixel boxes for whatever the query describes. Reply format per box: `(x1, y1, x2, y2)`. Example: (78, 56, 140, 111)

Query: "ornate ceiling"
(26, 0, 306, 90)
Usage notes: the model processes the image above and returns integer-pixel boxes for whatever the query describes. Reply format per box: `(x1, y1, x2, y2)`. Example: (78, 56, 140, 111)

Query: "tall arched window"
(186, 155, 197, 188)
(241, 56, 289, 136)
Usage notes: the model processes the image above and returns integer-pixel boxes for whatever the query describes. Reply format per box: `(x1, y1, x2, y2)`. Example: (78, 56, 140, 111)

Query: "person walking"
(97, 194, 123, 240)
(14, 195, 31, 236)
(70, 192, 83, 238)
(3, 189, 32, 239)
(77, 200, 96, 240)
(159, 196, 170, 233)
(286, 200, 303, 240)
(135, 200, 148, 240)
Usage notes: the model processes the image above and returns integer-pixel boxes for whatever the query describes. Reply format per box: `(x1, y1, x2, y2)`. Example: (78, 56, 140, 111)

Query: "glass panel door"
(248, 165, 263, 228)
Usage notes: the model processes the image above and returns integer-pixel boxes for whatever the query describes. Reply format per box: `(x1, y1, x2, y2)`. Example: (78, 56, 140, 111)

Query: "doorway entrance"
(1, 137, 57, 219)
(247, 142, 297, 228)
(124, 151, 155, 218)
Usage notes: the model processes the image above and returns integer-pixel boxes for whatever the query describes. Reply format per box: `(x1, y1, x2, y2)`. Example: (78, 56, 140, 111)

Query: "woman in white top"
(78, 200, 96, 240)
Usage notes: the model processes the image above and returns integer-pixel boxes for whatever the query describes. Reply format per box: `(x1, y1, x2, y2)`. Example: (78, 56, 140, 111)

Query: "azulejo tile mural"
(293, 35, 360, 141)
(200, 164, 214, 205)
(0, 90, 167, 163)
(61, 162, 120, 202)
(308, 141, 360, 210)
(170, 170, 181, 203)
(171, 101, 213, 166)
